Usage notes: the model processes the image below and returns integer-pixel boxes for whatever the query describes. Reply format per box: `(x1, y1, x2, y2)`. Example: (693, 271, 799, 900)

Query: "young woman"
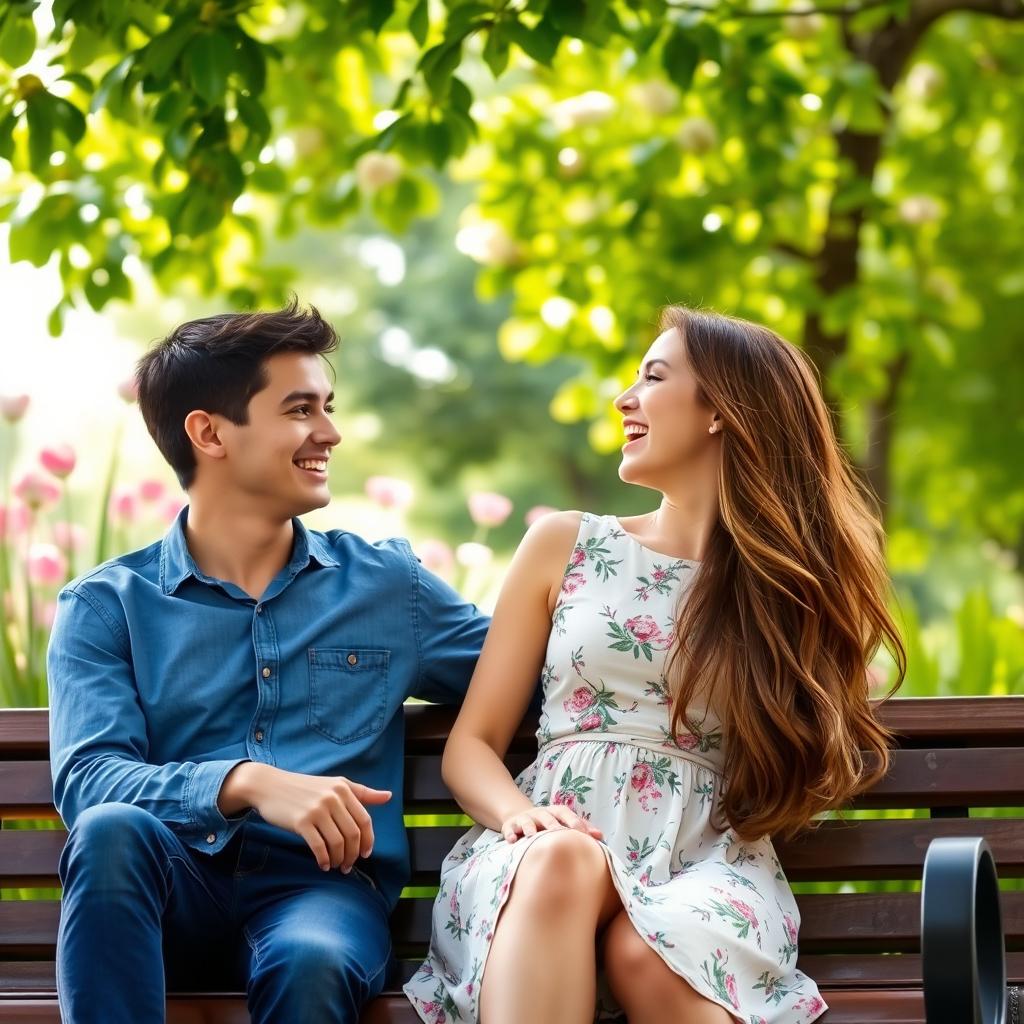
(404, 306, 905, 1024)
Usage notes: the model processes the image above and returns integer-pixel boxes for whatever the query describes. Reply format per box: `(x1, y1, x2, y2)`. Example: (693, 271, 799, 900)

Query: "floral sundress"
(404, 512, 827, 1024)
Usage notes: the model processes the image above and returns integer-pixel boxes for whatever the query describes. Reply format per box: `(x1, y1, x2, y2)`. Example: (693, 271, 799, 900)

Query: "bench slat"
(7, 817, 1024, 889)
(388, 890, 1024, 953)
(0, 989, 942, 1023)
(10, 748, 1023, 817)
(4, 697, 1024, 757)
(0, 764, 58, 819)
(407, 818, 1024, 882)
(4, 954, 1024, 993)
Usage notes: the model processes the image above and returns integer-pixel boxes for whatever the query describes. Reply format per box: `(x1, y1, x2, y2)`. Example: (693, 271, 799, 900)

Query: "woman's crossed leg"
(478, 829, 732, 1024)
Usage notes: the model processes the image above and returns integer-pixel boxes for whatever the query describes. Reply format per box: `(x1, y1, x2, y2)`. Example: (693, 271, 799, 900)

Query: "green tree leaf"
(368, 0, 396, 33)
(661, 25, 699, 92)
(0, 14, 36, 68)
(187, 31, 236, 107)
(408, 0, 429, 46)
(24, 94, 54, 173)
(140, 21, 195, 81)
(0, 109, 17, 161)
(483, 24, 510, 77)
(506, 17, 561, 66)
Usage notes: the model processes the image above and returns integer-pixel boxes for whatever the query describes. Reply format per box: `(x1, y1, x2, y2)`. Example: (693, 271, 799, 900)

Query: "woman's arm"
(441, 511, 584, 835)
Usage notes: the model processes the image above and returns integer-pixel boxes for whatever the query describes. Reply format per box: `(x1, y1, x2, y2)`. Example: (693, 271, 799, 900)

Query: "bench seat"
(2, 697, 1022, 1021)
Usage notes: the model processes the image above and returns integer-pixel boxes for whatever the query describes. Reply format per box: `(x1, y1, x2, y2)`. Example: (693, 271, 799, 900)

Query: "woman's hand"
(499, 804, 604, 844)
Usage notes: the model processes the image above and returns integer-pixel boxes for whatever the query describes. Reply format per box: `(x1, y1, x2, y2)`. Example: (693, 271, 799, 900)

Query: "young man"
(46, 303, 490, 1024)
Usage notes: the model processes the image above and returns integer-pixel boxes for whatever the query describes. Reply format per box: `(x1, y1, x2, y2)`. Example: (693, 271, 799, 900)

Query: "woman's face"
(613, 327, 719, 489)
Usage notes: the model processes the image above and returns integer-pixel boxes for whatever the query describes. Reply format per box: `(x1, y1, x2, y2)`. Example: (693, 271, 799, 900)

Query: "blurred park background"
(1, 0, 1023, 712)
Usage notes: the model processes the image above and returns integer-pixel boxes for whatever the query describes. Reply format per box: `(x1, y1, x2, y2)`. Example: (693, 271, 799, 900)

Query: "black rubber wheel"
(922, 836, 1006, 1024)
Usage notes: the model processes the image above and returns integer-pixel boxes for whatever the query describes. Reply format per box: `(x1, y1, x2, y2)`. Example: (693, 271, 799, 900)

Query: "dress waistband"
(538, 732, 724, 777)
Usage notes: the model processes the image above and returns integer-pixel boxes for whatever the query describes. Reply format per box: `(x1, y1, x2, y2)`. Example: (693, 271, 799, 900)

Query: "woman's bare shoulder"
(512, 510, 586, 599)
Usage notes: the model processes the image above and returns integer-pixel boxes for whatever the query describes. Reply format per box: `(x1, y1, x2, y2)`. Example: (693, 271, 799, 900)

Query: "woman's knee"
(509, 829, 609, 914)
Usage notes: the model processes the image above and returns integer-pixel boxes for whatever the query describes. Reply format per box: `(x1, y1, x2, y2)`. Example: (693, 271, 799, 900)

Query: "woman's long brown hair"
(661, 306, 906, 841)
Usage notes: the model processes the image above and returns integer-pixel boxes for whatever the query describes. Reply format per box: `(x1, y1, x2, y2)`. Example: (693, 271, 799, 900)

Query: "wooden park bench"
(1, 697, 1021, 1022)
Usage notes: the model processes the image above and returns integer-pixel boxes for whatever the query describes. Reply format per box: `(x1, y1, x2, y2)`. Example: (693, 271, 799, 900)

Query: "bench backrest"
(1, 697, 1022, 991)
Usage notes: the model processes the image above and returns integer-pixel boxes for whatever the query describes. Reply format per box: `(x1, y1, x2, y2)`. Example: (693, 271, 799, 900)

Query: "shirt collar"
(160, 505, 340, 596)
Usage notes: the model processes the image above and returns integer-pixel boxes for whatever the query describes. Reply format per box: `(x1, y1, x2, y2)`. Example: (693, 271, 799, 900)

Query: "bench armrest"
(922, 836, 1007, 1024)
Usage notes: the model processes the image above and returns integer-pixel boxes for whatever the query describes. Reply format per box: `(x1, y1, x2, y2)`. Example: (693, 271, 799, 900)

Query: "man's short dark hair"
(136, 299, 339, 490)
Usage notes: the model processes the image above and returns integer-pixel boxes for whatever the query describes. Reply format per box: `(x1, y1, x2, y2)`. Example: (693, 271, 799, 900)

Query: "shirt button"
(256, 605, 263, 615)
(206, 833, 216, 844)
(347, 653, 358, 665)
(254, 730, 264, 742)
(262, 667, 271, 678)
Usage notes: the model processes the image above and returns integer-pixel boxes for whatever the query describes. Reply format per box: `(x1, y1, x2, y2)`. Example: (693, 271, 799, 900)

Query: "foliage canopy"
(2, 0, 1023, 552)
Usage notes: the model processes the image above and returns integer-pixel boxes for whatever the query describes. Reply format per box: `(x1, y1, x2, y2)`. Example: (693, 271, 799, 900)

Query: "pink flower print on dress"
(795, 996, 826, 1019)
(552, 791, 578, 813)
(673, 731, 700, 751)
(420, 1000, 446, 1024)
(603, 607, 671, 661)
(629, 763, 662, 811)
(578, 712, 602, 732)
(630, 762, 655, 791)
(725, 973, 740, 1010)
(564, 686, 594, 716)
(726, 896, 759, 930)
(561, 571, 585, 595)
(778, 910, 799, 962)
(563, 678, 637, 731)
(569, 545, 586, 568)
(624, 615, 662, 643)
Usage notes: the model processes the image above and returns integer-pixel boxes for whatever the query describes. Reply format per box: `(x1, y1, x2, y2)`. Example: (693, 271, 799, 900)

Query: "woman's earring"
(709, 424, 718, 434)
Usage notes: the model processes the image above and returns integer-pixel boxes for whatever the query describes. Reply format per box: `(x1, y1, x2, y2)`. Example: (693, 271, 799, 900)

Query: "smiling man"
(46, 301, 490, 1024)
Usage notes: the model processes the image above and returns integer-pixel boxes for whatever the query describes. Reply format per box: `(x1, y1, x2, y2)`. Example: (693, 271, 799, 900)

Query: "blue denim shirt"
(46, 506, 489, 909)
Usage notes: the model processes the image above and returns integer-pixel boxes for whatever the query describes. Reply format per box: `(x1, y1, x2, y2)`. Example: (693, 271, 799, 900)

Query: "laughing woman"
(404, 306, 905, 1024)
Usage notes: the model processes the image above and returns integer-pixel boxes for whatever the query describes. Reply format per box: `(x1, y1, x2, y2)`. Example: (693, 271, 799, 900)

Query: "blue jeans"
(57, 803, 392, 1024)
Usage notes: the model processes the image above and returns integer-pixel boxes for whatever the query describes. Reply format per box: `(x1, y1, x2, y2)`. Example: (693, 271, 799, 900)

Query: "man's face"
(209, 351, 342, 518)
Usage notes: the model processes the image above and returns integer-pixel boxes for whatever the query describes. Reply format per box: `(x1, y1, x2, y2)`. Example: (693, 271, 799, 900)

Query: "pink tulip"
(415, 539, 454, 574)
(468, 491, 512, 528)
(0, 502, 31, 537)
(456, 542, 493, 569)
(365, 476, 414, 509)
(39, 443, 77, 479)
(161, 496, 186, 524)
(53, 521, 88, 552)
(525, 505, 557, 527)
(0, 394, 30, 423)
(26, 543, 67, 586)
(117, 375, 139, 403)
(138, 479, 166, 503)
(108, 487, 138, 523)
(14, 471, 61, 510)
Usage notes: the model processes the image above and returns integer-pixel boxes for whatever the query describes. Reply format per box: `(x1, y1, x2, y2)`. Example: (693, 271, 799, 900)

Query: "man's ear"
(183, 410, 227, 461)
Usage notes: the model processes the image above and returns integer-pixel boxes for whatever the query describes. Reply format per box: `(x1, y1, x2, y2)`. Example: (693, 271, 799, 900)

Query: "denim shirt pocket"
(307, 647, 390, 744)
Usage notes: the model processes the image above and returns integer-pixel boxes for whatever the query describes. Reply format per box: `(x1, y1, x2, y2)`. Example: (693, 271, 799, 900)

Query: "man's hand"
(219, 763, 391, 872)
